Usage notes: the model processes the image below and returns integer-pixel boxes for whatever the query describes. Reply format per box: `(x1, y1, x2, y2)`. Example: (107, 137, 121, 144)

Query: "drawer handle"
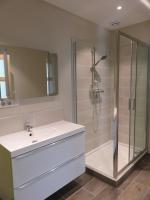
(13, 132, 84, 160)
(15, 153, 84, 190)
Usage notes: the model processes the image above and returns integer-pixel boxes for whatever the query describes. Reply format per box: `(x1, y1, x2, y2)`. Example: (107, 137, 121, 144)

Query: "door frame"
(116, 31, 150, 176)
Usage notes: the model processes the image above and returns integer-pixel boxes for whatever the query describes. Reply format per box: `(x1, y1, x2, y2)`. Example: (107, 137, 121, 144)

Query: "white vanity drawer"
(12, 132, 85, 188)
(14, 155, 85, 200)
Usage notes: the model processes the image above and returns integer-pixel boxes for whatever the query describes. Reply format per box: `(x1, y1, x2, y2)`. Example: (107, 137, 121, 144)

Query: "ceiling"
(43, 0, 150, 29)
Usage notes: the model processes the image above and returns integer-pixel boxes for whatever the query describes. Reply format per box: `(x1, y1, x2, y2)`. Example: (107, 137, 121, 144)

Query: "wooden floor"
(46, 154, 150, 200)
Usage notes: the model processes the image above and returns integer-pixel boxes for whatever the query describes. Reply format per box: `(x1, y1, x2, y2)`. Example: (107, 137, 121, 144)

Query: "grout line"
(81, 187, 96, 197)
(83, 186, 94, 194)
(81, 177, 95, 188)
(64, 188, 83, 200)
(64, 178, 95, 200)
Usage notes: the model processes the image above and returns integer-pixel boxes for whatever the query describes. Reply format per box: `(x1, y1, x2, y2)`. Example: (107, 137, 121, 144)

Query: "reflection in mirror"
(0, 46, 58, 107)
(46, 53, 58, 96)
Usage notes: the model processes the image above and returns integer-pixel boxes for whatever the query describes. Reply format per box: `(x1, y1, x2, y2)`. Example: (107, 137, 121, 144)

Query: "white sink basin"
(0, 120, 85, 157)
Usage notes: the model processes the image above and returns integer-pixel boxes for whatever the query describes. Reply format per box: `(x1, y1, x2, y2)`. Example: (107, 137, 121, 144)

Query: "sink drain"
(32, 140, 38, 143)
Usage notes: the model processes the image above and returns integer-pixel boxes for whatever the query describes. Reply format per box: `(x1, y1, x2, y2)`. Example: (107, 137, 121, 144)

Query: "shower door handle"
(128, 99, 131, 110)
(133, 98, 136, 110)
(128, 98, 136, 110)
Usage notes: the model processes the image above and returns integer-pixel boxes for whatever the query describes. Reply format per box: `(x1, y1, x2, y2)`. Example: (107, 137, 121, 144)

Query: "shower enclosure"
(72, 31, 150, 184)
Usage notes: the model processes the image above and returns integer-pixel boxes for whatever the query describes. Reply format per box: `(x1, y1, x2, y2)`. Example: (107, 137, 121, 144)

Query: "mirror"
(0, 45, 58, 106)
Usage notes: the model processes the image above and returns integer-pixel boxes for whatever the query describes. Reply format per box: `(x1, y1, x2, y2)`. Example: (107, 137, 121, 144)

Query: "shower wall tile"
(101, 78, 112, 88)
(77, 90, 90, 101)
(99, 66, 112, 75)
(76, 64, 91, 78)
(0, 101, 63, 136)
(33, 108, 63, 127)
(119, 78, 131, 88)
(119, 114, 130, 126)
(76, 42, 113, 153)
(119, 133, 129, 144)
(119, 88, 130, 98)
(0, 106, 22, 118)
(77, 78, 91, 90)
(77, 100, 92, 112)
(77, 110, 92, 125)
(86, 129, 110, 152)
(86, 140, 99, 152)
(101, 88, 112, 95)
(76, 51, 92, 66)
(0, 114, 25, 136)
(101, 97, 113, 108)
(100, 104, 112, 112)
(119, 97, 129, 106)
(119, 106, 130, 116)
(119, 124, 129, 135)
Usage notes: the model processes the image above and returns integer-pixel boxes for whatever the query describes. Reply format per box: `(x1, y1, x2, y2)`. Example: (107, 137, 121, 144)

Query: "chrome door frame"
(115, 31, 150, 177)
(71, 39, 77, 123)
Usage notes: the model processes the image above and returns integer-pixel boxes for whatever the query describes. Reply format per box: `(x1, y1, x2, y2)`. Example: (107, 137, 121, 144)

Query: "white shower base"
(86, 140, 134, 180)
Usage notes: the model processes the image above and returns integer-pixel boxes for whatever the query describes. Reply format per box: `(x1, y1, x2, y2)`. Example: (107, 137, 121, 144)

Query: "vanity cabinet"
(0, 121, 85, 200)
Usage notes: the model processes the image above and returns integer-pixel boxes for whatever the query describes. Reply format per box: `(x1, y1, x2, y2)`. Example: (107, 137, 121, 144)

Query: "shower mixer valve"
(89, 82, 104, 104)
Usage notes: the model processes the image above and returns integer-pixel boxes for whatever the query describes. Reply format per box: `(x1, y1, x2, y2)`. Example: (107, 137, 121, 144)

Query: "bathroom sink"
(0, 120, 85, 157)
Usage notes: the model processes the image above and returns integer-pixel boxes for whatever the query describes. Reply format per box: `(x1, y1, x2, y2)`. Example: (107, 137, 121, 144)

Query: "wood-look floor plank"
(66, 188, 94, 200)
(46, 155, 150, 200)
(83, 177, 108, 196)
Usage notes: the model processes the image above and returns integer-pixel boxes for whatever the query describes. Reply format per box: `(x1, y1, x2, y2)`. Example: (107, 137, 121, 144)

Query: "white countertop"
(0, 121, 85, 157)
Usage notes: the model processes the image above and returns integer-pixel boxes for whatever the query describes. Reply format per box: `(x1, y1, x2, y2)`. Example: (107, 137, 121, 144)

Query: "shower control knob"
(100, 90, 104, 93)
(94, 89, 104, 93)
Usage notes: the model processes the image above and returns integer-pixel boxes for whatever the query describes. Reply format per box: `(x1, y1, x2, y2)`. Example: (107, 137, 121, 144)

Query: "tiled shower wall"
(76, 38, 114, 152)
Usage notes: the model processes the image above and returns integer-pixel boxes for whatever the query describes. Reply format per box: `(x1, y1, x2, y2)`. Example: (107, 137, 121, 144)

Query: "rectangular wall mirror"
(0, 45, 58, 107)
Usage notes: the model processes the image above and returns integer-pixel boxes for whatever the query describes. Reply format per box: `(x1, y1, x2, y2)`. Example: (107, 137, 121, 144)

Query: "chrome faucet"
(25, 122, 33, 136)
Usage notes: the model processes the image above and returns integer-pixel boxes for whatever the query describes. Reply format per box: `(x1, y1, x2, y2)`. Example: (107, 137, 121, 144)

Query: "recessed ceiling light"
(117, 6, 123, 10)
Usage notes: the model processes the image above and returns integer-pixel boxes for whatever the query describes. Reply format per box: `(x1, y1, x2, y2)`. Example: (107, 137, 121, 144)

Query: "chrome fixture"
(90, 47, 107, 102)
(25, 122, 33, 136)
(0, 99, 12, 107)
(90, 47, 107, 132)
(90, 55, 107, 72)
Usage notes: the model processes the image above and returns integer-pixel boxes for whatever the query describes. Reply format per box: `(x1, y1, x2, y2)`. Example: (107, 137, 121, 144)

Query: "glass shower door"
(129, 40, 137, 162)
(117, 33, 149, 175)
(134, 44, 148, 157)
(118, 35, 133, 172)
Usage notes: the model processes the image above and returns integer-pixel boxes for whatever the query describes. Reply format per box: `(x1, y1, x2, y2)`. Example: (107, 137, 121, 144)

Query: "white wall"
(121, 20, 150, 44)
(0, 0, 102, 136)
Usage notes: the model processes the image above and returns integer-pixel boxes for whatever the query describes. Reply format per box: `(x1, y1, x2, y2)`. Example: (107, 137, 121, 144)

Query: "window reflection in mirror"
(46, 53, 58, 96)
(0, 51, 10, 99)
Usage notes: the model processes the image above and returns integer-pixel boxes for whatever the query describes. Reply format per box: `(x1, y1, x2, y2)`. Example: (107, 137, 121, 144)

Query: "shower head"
(94, 55, 107, 67)
(90, 55, 107, 72)
(90, 52, 107, 72)
(101, 55, 107, 61)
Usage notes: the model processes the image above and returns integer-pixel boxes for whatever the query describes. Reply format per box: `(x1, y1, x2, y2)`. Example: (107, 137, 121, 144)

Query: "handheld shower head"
(93, 55, 107, 68)
(90, 55, 107, 71)
(101, 55, 107, 61)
